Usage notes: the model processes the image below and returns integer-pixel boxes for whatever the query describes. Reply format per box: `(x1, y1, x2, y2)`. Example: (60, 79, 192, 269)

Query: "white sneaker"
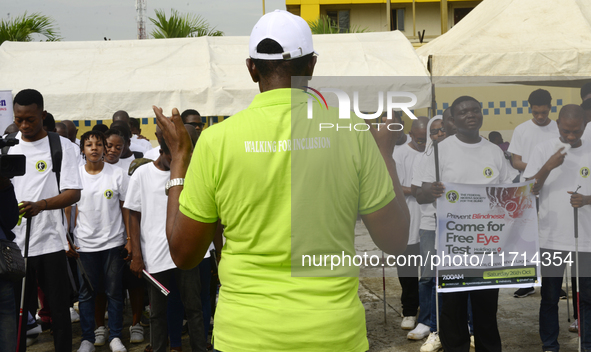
(570, 319, 579, 333)
(94, 326, 108, 346)
(109, 337, 127, 352)
(26, 336, 38, 347)
(401, 315, 417, 330)
(78, 340, 96, 352)
(420, 332, 442, 352)
(407, 323, 431, 340)
(70, 307, 80, 323)
(129, 323, 144, 343)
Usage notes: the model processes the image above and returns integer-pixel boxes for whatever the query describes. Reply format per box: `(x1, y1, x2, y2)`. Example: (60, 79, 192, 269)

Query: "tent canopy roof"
(0, 31, 430, 120)
(416, 0, 591, 82)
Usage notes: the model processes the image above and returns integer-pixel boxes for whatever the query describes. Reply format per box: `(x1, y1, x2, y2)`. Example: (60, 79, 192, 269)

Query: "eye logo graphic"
(36, 160, 47, 172)
(581, 167, 590, 178)
(446, 190, 459, 203)
(303, 87, 328, 110)
(104, 190, 114, 199)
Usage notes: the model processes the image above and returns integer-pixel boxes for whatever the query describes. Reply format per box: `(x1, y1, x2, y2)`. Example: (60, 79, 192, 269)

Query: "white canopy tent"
(416, 0, 591, 85)
(0, 31, 431, 121)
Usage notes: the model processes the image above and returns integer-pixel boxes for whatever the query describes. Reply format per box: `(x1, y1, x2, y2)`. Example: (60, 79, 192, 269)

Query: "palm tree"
(308, 15, 369, 34)
(0, 12, 62, 45)
(149, 9, 223, 39)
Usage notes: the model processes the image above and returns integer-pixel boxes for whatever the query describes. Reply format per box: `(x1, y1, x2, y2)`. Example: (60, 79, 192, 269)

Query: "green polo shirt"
(180, 88, 394, 352)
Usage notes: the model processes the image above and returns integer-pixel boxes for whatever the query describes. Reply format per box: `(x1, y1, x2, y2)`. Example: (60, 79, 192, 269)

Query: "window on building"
(390, 9, 405, 31)
(326, 10, 350, 33)
(454, 7, 474, 25)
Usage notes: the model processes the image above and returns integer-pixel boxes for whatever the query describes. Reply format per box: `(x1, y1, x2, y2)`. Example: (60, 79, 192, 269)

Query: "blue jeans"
(0, 279, 16, 352)
(419, 229, 438, 328)
(78, 246, 125, 343)
(540, 249, 591, 351)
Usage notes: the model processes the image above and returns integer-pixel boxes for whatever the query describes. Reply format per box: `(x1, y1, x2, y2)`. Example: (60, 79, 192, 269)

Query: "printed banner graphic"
(436, 181, 540, 292)
(0, 91, 13, 135)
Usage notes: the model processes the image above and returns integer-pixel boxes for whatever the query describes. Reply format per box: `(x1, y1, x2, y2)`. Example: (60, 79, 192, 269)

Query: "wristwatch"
(165, 178, 185, 196)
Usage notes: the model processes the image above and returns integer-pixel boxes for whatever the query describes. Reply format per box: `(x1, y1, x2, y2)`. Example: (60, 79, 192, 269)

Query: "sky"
(4, 0, 287, 41)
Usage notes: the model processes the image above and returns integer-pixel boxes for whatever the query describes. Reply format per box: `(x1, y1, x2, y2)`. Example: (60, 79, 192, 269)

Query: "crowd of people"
(1, 9, 591, 352)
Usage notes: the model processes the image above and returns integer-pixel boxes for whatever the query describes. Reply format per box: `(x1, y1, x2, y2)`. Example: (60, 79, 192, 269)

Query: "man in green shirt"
(153, 10, 410, 352)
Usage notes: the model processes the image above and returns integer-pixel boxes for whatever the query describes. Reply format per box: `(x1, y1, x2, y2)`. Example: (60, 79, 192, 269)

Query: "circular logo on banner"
(581, 167, 590, 178)
(446, 190, 459, 203)
(104, 190, 114, 199)
(483, 167, 493, 178)
(36, 160, 48, 172)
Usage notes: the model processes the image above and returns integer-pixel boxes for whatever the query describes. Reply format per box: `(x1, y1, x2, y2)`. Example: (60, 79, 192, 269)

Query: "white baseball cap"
(249, 9, 317, 60)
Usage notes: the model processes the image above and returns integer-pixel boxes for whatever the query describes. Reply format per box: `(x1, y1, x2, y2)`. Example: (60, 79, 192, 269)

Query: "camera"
(0, 137, 26, 178)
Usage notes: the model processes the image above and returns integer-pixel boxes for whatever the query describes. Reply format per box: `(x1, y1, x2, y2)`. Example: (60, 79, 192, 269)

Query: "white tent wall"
(0, 31, 430, 122)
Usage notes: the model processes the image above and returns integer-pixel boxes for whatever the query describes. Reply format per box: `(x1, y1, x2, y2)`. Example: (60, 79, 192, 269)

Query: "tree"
(0, 12, 62, 45)
(149, 9, 223, 39)
(308, 15, 368, 34)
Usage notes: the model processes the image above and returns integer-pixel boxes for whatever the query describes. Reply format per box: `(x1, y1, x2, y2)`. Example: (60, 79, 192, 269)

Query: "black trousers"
(397, 243, 420, 317)
(15, 250, 72, 352)
(440, 288, 501, 352)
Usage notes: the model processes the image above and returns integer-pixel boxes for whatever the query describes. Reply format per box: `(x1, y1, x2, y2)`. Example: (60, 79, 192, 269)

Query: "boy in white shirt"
(420, 96, 514, 352)
(523, 104, 591, 352)
(124, 135, 206, 352)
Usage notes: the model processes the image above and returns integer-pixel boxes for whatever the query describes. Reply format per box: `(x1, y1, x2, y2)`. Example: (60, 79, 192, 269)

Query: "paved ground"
(29, 220, 578, 351)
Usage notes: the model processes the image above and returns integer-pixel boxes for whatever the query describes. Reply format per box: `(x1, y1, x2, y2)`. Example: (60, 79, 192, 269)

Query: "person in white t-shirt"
(95, 127, 146, 344)
(508, 89, 560, 299)
(408, 112, 448, 347)
(393, 116, 428, 332)
(109, 123, 137, 172)
(9, 89, 82, 352)
(129, 118, 153, 152)
(523, 105, 591, 352)
(74, 131, 128, 352)
(508, 89, 559, 178)
(124, 136, 206, 352)
(420, 96, 513, 352)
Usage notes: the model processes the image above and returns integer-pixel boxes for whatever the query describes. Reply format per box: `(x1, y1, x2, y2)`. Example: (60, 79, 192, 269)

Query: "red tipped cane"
(16, 217, 32, 352)
(573, 185, 581, 352)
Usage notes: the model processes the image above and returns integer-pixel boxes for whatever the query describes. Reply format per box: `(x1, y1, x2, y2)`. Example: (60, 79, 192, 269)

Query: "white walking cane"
(573, 185, 582, 352)
(16, 217, 32, 352)
(382, 251, 387, 324)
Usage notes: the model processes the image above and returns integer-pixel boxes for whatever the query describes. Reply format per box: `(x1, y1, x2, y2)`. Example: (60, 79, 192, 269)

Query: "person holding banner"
(523, 104, 591, 352)
(420, 96, 514, 352)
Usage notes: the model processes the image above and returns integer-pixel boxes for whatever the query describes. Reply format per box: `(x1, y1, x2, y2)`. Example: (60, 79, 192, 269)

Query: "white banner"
(0, 91, 13, 135)
(436, 181, 541, 292)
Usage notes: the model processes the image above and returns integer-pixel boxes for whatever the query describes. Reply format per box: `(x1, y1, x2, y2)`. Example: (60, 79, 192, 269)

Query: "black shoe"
(514, 287, 535, 297)
(560, 289, 567, 299)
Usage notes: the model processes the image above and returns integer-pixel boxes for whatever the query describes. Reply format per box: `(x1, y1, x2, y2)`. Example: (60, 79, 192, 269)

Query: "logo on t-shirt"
(36, 160, 48, 172)
(446, 190, 459, 203)
(581, 167, 590, 178)
(483, 167, 493, 178)
(104, 190, 114, 199)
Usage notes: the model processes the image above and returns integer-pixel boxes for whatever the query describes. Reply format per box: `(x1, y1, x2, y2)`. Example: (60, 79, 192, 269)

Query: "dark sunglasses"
(430, 127, 445, 135)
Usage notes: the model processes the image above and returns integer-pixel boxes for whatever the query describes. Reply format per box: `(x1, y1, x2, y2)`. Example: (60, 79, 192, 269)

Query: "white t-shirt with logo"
(508, 119, 559, 164)
(74, 163, 128, 252)
(393, 143, 421, 245)
(123, 162, 176, 274)
(421, 135, 514, 186)
(411, 152, 436, 231)
(523, 138, 591, 252)
(582, 125, 591, 141)
(9, 132, 83, 257)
